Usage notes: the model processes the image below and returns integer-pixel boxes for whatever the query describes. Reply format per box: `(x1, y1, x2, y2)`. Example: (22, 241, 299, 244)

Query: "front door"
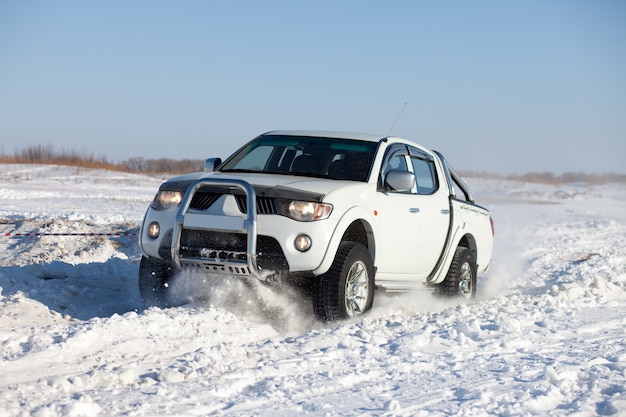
(374, 146, 450, 281)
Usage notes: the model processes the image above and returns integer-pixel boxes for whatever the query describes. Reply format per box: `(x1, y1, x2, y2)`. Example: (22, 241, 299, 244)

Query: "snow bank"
(1, 165, 625, 416)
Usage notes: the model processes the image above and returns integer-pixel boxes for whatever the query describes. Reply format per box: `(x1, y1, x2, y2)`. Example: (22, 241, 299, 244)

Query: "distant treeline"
(459, 170, 626, 184)
(0, 144, 203, 175)
(1, 145, 625, 183)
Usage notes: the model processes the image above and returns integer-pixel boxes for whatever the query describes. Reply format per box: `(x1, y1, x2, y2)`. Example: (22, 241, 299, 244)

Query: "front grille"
(190, 192, 220, 210)
(179, 230, 288, 271)
(235, 195, 278, 214)
(188, 191, 278, 215)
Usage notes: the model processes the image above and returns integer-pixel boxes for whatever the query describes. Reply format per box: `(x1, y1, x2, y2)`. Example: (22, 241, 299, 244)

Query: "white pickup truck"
(138, 131, 494, 321)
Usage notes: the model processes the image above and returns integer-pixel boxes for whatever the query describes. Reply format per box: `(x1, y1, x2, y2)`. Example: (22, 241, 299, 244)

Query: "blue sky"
(1, 1, 625, 174)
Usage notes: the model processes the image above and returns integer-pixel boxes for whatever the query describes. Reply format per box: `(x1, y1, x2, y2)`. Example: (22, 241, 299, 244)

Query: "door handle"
(440, 209, 450, 214)
(409, 208, 420, 213)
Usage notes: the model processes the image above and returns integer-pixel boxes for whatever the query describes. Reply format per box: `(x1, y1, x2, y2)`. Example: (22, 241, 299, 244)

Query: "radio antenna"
(387, 102, 407, 136)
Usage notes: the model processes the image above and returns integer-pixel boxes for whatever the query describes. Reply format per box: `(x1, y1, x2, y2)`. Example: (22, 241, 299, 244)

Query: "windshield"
(219, 135, 377, 181)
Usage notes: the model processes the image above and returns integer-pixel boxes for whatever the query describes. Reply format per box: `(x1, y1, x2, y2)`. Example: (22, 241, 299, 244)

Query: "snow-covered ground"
(1, 164, 625, 417)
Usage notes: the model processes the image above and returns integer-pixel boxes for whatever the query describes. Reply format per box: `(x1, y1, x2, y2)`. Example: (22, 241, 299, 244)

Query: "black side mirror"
(204, 158, 222, 172)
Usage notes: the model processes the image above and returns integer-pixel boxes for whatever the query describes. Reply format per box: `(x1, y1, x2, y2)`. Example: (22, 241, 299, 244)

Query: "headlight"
(280, 201, 333, 221)
(151, 190, 184, 210)
(147, 221, 160, 238)
(294, 234, 312, 252)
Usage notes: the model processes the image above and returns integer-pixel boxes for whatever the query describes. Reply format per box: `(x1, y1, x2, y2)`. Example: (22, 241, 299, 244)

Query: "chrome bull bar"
(170, 178, 273, 281)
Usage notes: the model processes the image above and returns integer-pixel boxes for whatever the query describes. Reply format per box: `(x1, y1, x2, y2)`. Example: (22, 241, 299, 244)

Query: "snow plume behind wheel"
(313, 242, 375, 322)
(139, 256, 174, 308)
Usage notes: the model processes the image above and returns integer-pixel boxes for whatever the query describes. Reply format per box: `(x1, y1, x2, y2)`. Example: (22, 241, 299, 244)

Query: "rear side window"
(410, 157, 437, 195)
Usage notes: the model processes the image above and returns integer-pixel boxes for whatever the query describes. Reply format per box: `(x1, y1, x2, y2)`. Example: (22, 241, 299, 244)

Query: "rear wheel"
(313, 242, 375, 322)
(436, 246, 477, 299)
(139, 256, 174, 308)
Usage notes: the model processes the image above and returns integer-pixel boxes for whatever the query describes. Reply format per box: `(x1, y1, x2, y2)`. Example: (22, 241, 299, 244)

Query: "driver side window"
(386, 154, 408, 172)
(379, 147, 415, 194)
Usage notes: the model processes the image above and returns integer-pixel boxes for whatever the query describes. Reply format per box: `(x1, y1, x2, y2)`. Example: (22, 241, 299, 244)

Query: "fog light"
(294, 234, 312, 252)
(147, 221, 160, 238)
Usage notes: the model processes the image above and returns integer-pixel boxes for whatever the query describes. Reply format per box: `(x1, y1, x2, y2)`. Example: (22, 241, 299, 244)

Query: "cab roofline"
(262, 130, 385, 143)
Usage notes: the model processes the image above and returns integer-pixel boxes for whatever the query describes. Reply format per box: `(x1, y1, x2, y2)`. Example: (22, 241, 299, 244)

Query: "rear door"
(408, 148, 450, 274)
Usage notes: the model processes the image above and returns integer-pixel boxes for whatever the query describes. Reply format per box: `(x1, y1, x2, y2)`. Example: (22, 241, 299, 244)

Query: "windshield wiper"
(220, 169, 331, 179)
(219, 169, 259, 173)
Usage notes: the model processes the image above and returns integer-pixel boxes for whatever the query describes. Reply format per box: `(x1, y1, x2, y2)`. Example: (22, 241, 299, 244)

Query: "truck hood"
(159, 171, 368, 202)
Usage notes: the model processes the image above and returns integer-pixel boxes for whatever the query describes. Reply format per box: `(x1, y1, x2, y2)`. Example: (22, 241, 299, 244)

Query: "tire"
(313, 242, 375, 322)
(139, 256, 174, 308)
(436, 246, 477, 299)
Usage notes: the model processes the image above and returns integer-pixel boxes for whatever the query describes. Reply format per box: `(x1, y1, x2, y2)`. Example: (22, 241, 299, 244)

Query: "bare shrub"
(0, 145, 202, 175)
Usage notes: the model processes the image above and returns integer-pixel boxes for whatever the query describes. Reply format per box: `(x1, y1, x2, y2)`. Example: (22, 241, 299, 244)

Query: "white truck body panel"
(139, 130, 493, 295)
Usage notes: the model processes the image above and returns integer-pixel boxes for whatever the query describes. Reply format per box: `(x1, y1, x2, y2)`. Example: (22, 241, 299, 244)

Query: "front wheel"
(435, 246, 477, 299)
(313, 242, 375, 322)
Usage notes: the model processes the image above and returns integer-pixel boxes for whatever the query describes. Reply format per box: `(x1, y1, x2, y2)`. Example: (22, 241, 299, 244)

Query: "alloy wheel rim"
(458, 262, 473, 299)
(345, 260, 369, 317)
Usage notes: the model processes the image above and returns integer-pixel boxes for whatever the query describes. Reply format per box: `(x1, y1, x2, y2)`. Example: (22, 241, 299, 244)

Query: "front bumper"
(170, 178, 270, 280)
(140, 178, 337, 281)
